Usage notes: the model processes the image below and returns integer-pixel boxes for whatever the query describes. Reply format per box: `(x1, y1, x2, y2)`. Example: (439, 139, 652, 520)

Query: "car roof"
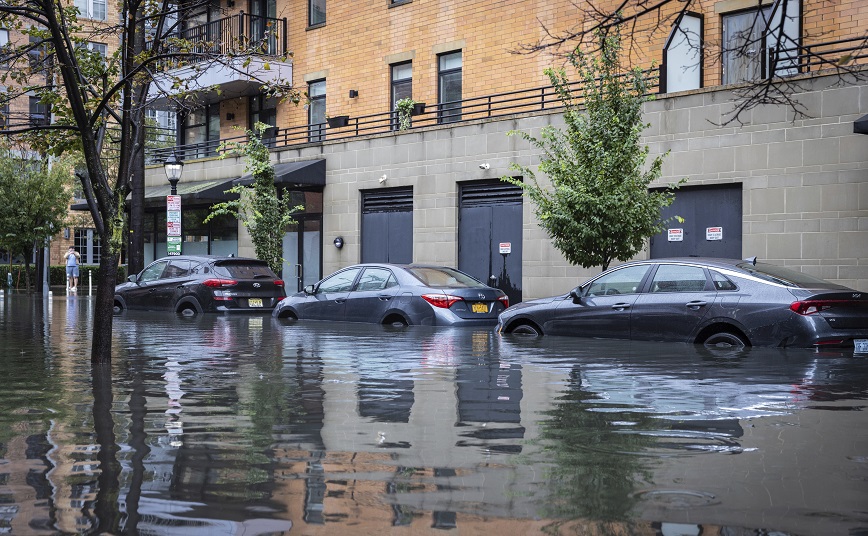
(617, 257, 745, 270)
(154, 255, 264, 263)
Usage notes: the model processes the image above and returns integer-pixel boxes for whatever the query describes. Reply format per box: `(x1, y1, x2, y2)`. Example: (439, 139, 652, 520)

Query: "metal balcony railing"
(769, 35, 867, 77)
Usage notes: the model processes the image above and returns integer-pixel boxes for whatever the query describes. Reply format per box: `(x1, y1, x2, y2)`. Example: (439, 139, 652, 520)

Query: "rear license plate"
(855, 339, 868, 354)
(248, 298, 263, 308)
(471, 303, 489, 313)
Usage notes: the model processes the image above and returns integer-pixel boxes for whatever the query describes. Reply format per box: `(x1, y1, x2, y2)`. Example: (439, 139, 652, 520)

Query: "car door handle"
(378, 295, 391, 301)
(611, 303, 631, 310)
(335, 299, 346, 304)
(148, 288, 157, 293)
(686, 301, 707, 309)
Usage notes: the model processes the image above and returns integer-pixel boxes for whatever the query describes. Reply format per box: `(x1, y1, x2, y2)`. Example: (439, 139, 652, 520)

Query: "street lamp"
(164, 151, 184, 194)
(164, 151, 184, 256)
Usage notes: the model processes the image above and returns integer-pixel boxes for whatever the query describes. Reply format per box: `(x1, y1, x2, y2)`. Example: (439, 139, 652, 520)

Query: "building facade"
(141, 0, 868, 297)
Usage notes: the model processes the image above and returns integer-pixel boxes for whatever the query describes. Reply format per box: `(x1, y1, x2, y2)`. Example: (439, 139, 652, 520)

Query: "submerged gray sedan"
(273, 264, 509, 327)
(497, 257, 868, 350)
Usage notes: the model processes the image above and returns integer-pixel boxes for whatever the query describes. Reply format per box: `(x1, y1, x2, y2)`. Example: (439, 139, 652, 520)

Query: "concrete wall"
(148, 71, 868, 297)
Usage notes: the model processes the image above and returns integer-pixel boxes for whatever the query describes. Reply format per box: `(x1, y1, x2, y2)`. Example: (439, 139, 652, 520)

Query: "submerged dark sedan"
(114, 255, 286, 315)
(273, 264, 509, 326)
(497, 257, 868, 350)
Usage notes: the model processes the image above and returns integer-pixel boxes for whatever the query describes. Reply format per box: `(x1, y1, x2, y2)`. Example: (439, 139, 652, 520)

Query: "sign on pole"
(499, 242, 512, 254)
(167, 194, 182, 256)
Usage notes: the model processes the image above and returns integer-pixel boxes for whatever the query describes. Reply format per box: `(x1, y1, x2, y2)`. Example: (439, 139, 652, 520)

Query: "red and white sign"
(499, 242, 512, 254)
(667, 229, 684, 242)
(167, 195, 181, 211)
(706, 227, 723, 241)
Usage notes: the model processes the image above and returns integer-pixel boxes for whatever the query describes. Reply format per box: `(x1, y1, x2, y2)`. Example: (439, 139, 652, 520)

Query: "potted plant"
(395, 98, 416, 130)
(411, 102, 426, 115)
(327, 115, 349, 128)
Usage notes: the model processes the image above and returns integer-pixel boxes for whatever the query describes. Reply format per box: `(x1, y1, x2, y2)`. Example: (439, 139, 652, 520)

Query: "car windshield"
(213, 261, 277, 279)
(406, 267, 486, 288)
(736, 262, 847, 289)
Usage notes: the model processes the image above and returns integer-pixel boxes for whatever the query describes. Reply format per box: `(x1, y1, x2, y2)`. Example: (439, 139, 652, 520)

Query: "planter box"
(410, 102, 426, 116)
(327, 115, 349, 128)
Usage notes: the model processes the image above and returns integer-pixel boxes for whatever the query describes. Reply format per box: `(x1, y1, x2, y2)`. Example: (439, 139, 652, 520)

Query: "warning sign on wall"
(667, 229, 684, 242)
(706, 227, 723, 241)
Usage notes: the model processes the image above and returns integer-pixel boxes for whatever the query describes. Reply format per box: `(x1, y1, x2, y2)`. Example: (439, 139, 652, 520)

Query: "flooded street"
(1, 291, 868, 535)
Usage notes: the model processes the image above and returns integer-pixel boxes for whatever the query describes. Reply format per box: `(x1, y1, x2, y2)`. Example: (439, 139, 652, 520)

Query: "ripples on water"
(1, 291, 867, 535)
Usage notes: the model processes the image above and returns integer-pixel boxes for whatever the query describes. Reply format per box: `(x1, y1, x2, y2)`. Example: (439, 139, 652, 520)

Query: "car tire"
(177, 302, 200, 317)
(277, 310, 298, 321)
(382, 314, 409, 328)
(702, 330, 748, 349)
(113, 300, 124, 314)
(510, 323, 542, 337)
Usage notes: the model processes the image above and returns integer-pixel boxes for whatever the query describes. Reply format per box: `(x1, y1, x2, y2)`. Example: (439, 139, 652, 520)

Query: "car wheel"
(510, 323, 542, 337)
(177, 304, 199, 317)
(703, 330, 748, 349)
(382, 314, 409, 328)
(113, 301, 124, 314)
(277, 310, 298, 321)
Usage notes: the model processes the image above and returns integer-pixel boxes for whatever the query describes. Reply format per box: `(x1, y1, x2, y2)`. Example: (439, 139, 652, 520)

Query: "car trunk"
(789, 290, 868, 330)
(445, 287, 506, 320)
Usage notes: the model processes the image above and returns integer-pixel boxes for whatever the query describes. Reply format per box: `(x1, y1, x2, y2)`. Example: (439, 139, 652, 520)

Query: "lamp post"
(164, 152, 184, 256)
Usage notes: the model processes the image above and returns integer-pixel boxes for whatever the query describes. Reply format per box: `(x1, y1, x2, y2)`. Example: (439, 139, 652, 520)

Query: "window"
(584, 265, 651, 297)
(711, 270, 738, 291)
(318, 267, 360, 293)
(355, 268, 397, 291)
(250, 94, 278, 145)
(74, 228, 101, 264)
(309, 0, 325, 26)
(74, 0, 106, 20)
(662, 12, 703, 93)
(721, 1, 800, 84)
(181, 103, 220, 158)
(139, 260, 168, 283)
(29, 96, 50, 126)
(650, 264, 708, 293)
(308, 79, 326, 142)
(391, 62, 412, 130)
(87, 41, 107, 58)
(438, 51, 462, 123)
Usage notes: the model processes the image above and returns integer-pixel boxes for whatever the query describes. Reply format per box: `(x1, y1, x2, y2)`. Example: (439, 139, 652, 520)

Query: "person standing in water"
(64, 246, 81, 290)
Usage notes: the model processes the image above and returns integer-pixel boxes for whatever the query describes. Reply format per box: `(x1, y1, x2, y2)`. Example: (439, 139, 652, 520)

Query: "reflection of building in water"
(0, 428, 54, 535)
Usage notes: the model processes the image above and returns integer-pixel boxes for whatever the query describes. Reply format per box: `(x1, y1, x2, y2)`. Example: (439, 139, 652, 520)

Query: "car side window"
(318, 268, 361, 293)
(355, 268, 396, 291)
(139, 261, 168, 283)
(650, 265, 709, 293)
(710, 270, 738, 291)
(585, 265, 650, 296)
(162, 260, 192, 279)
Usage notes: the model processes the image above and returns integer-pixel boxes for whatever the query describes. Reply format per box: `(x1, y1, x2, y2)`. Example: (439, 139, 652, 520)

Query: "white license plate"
(855, 339, 868, 354)
(471, 303, 489, 313)
(248, 298, 263, 308)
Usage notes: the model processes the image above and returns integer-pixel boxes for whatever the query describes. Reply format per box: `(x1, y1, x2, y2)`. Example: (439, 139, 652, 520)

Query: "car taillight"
(422, 294, 463, 309)
(203, 279, 238, 288)
(789, 300, 849, 315)
(274, 279, 284, 287)
(498, 295, 509, 309)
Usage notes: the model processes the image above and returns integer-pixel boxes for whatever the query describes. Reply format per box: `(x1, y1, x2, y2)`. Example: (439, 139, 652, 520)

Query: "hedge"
(0, 264, 128, 290)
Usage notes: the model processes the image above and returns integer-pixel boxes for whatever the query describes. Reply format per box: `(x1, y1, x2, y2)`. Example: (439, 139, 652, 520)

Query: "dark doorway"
(361, 187, 413, 264)
(650, 183, 743, 259)
(458, 180, 523, 305)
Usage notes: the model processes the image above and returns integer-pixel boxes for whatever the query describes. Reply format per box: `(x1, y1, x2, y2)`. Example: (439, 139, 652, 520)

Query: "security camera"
(479, 163, 490, 170)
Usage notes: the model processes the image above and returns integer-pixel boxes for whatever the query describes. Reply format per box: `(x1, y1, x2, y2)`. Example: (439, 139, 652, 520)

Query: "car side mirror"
(128, 275, 137, 283)
(304, 284, 316, 295)
(570, 287, 583, 303)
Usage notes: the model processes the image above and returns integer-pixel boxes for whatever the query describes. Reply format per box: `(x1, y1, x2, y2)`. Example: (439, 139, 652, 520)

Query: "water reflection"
(0, 292, 867, 535)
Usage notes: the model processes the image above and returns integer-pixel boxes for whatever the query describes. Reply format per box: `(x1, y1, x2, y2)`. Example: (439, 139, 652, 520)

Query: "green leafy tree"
(206, 123, 301, 274)
(0, 146, 74, 292)
(505, 29, 682, 271)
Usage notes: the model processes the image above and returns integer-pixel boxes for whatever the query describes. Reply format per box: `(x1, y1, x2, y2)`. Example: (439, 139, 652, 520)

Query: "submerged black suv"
(114, 255, 286, 315)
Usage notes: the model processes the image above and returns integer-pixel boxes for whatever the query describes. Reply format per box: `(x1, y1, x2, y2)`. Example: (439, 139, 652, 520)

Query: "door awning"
(855, 113, 868, 135)
(69, 177, 238, 211)
(234, 159, 326, 188)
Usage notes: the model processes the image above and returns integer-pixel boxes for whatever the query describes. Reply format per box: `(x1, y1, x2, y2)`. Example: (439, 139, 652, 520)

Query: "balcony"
(148, 12, 291, 108)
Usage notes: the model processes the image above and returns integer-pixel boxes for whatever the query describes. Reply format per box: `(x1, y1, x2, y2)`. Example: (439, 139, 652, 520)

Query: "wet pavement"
(1, 289, 867, 535)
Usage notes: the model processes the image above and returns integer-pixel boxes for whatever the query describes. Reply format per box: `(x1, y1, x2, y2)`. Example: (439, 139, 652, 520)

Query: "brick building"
(136, 0, 867, 296)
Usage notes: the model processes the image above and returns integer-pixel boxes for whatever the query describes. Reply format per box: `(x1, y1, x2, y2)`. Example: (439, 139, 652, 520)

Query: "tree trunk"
(91, 251, 120, 364)
(23, 258, 32, 293)
(129, 120, 145, 276)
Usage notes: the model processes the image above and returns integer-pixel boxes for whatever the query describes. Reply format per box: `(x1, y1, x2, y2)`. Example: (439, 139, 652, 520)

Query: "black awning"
(70, 177, 238, 211)
(235, 159, 326, 188)
(855, 113, 868, 135)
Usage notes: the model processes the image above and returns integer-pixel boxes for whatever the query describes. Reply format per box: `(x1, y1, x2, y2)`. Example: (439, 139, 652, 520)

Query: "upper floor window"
(309, 0, 325, 26)
(0, 29, 8, 48)
(662, 12, 703, 93)
(29, 96, 49, 126)
(75, 0, 106, 21)
(391, 62, 412, 129)
(438, 51, 462, 124)
(721, 1, 800, 84)
(308, 79, 326, 142)
(250, 94, 278, 145)
(181, 103, 220, 158)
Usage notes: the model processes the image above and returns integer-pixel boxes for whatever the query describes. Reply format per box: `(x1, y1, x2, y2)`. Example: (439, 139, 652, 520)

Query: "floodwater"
(1, 291, 867, 536)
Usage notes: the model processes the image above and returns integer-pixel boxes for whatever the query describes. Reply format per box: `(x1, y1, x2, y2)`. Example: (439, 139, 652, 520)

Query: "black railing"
(770, 35, 867, 77)
(164, 12, 287, 63)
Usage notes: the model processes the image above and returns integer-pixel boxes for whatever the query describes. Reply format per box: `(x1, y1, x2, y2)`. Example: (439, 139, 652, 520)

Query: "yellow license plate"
(249, 298, 263, 308)
(471, 303, 489, 313)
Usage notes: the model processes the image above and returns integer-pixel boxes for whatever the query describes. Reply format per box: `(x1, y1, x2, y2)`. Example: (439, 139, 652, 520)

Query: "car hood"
(502, 294, 566, 314)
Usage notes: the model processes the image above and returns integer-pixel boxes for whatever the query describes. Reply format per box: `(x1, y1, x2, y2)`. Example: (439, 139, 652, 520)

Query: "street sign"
(167, 236, 182, 255)
(668, 228, 684, 242)
(167, 195, 181, 211)
(167, 195, 182, 255)
(706, 227, 723, 241)
(499, 242, 512, 254)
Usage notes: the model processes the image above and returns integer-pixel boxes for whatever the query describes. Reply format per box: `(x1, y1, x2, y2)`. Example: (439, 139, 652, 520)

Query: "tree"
(206, 123, 300, 275)
(514, 0, 867, 125)
(0, 144, 73, 291)
(0, 0, 296, 362)
(504, 30, 681, 271)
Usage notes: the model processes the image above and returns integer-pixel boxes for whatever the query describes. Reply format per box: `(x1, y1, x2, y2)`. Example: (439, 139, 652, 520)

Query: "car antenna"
(744, 256, 757, 265)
